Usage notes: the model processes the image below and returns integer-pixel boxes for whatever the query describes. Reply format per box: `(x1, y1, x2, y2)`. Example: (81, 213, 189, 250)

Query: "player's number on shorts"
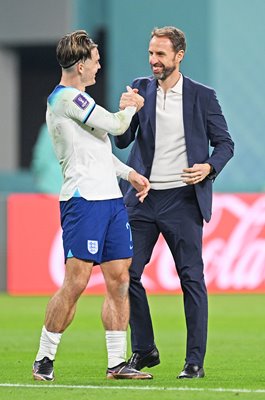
(126, 222, 133, 249)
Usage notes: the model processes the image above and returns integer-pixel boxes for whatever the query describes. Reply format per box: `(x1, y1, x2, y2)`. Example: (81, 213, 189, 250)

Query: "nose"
(150, 56, 157, 66)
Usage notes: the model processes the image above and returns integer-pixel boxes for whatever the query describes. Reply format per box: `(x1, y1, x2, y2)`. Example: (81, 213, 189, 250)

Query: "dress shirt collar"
(157, 73, 183, 94)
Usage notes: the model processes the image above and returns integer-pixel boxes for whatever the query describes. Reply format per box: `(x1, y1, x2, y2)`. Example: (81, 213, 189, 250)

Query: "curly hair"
(56, 30, 97, 69)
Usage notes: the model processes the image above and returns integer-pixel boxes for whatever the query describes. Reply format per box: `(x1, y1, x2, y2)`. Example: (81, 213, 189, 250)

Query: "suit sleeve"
(205, 90, 234, 176)
(114, 112, 140, 148)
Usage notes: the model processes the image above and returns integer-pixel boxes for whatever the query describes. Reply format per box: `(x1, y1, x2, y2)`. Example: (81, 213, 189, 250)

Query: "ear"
(176, 50, 185, 62)
(77, 62, 84, 74)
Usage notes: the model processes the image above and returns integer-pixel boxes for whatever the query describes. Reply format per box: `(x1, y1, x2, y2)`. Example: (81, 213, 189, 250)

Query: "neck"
(158, 71, 181, 93)
(60, 73, 85, 92)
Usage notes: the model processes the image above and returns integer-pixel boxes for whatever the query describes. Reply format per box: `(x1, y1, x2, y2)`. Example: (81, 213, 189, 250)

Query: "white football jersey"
(46, 85, 135, 201)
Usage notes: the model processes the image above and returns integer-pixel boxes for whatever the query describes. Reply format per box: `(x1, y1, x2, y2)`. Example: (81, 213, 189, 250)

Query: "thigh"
(126, 196, 160, 279)
(158, 186, 204, 277)
(101, 198, 133, 263)
(165, 217, 204, 280)
(129, 219, 160, 279)
(60, 197, 110, 264)
(101, 258, 131, 292)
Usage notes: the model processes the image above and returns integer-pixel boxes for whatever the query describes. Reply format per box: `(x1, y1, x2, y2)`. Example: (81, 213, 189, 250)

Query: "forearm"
(86, 104, 136, 136)
(114, 113, 139, 148)
(112, 154, 133, 180)
(114, 127, 135, 148)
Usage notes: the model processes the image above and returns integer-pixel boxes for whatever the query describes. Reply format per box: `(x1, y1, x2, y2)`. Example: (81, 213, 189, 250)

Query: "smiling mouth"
(153, 66, 163, 72)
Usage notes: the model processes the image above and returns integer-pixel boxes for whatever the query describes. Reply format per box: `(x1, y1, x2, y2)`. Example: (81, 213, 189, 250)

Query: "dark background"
(17, 29, 106, 167)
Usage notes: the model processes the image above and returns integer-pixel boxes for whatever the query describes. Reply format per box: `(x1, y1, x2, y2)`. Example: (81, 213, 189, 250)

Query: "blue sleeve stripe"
(47, 85, 65, 105)
(83, 102, 96, 124)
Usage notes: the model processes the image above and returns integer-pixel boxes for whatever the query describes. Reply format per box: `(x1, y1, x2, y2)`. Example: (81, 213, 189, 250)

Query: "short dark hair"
(56, 30, 97, 69)
(151, 26, 186, 53)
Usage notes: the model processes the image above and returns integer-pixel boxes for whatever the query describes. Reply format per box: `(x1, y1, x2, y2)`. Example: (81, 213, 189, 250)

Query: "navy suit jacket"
(115, 75, 234, 222)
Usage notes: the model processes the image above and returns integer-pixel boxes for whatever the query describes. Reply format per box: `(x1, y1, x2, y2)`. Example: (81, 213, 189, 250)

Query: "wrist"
(206, 163, 216, 180)
(206, 163, 213, 174)
(127, 169, 135, 181)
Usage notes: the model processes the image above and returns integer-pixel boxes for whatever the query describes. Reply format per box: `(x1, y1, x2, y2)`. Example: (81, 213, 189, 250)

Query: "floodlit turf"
(0, 293, 265, 400)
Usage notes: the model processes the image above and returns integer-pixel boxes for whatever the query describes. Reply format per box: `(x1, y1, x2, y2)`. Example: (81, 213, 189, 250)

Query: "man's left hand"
(181, 163, 212, 185)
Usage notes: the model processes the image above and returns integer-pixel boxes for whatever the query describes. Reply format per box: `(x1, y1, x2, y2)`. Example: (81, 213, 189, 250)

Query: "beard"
(152, 64, 176, 81)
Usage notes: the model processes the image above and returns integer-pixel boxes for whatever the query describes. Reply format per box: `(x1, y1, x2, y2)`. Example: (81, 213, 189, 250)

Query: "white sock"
(35, 326, 62, 361)
(105, 330, 127, 368)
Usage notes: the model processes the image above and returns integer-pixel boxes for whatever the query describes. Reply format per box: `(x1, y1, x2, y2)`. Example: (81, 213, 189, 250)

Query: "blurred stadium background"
(0, 0, 265, 294)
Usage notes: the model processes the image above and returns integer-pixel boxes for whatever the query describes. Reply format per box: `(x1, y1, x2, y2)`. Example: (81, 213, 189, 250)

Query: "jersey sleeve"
(112, 154, 133, 180)
(85, 104, 136, 136)
(56, 87, 136, 136)
(63, 90, 96, 123)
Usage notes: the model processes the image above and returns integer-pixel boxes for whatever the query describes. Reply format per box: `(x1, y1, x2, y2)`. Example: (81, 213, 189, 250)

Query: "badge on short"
(87, 240, 98, 254)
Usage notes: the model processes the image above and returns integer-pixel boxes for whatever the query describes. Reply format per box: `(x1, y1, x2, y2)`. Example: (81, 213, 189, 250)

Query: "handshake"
(120, 86, 144, 112)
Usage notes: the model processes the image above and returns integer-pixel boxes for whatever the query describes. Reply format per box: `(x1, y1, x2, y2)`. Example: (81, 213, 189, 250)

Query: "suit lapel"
(146, 78, 157, 137)
(183, 76, 196, 151)
(145, 76, 196, 145)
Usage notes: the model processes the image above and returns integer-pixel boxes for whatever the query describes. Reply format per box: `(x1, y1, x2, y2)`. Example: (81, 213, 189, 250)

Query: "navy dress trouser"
(127, 185, 208, 367)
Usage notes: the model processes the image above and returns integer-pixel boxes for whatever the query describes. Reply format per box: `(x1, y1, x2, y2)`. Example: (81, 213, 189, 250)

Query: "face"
(78, 47, 101, 87)
(148, 36, 184, 81)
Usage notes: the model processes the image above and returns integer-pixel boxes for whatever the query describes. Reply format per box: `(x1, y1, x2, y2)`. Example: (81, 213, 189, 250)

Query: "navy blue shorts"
(60, 197, 133, 264)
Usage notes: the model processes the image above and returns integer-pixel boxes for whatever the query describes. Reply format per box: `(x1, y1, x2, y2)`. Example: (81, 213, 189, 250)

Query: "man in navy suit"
(115, 26, 234, 378)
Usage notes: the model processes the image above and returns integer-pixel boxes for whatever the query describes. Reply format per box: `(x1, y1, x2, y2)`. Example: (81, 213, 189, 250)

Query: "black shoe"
(178, 363, 205, 379)
(106, 362, 153, 379)
(127, 346, 160, 371)
(33, 357, 54, 381)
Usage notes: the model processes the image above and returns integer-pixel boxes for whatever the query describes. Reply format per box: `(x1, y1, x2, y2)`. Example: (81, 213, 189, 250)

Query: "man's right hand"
(119, 86, 144, 112)
(128, 170, 150, 203)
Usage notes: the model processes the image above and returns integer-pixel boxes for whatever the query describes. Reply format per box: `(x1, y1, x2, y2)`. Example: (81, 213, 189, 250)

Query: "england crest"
(87, 240, 98, 254)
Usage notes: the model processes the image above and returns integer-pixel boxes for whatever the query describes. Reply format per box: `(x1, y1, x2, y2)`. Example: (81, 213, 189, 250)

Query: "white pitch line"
(0, 383, 265, 393)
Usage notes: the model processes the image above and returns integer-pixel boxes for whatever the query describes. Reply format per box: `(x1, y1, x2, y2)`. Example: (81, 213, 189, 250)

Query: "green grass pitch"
(0, 293, 264, 400)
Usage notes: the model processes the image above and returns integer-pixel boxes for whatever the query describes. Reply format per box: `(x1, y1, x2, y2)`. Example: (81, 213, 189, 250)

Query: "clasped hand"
(120, 86, 144, 112)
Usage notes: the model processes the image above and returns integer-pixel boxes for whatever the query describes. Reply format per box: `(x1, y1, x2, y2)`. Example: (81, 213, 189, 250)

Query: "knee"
(62, 271, 90, 300)
(179, 268, 207, 294)
(179, 261, 204, 281)
(117, 279, 130, 298)
(108, 270, 130, 299)
(61, 278, 87, 302)
(116, 269, 130, 292)
(73, 277, 89, 296)
(115, 259, 131, 287)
